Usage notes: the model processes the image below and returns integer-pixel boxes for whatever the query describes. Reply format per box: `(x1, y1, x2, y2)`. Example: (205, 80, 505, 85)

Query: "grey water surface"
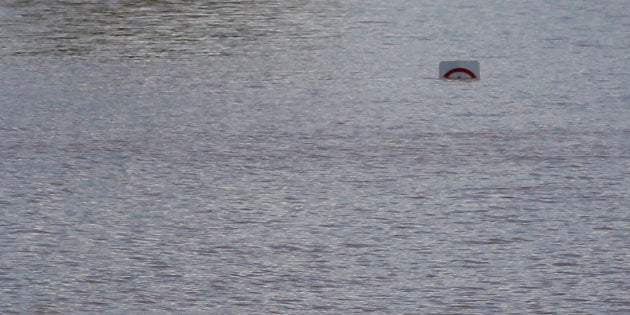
(1, 0, 629, 313)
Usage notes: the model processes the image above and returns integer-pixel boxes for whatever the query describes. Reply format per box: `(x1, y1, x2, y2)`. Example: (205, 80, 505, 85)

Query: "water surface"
(1, 0, 628, 313)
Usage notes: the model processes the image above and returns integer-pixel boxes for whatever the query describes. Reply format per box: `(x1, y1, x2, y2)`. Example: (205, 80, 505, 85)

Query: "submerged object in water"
(439, 60, 480, 80)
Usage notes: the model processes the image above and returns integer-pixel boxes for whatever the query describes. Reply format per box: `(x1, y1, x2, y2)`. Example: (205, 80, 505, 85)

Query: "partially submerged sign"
(439, 60, 480, 80)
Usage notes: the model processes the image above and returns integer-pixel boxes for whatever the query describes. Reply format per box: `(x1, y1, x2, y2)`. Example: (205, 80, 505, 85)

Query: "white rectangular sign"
(439, 60, 480, 79)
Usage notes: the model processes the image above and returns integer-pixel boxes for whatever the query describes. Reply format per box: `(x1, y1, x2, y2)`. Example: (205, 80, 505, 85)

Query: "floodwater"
(1, 0, 628, 313)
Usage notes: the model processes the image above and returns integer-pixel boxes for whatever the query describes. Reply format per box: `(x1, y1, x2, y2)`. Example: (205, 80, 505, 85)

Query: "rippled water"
(1, 0, 629, 313)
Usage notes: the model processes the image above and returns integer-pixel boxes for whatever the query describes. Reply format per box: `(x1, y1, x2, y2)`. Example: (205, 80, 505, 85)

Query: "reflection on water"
(0, 0, 346, 58)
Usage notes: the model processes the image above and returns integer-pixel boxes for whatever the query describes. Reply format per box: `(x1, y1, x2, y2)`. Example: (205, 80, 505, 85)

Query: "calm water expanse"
(1, 0, 628, 313)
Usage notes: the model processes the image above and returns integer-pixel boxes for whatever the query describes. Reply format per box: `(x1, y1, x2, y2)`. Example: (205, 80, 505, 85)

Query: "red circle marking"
(444, 67, 477, 79)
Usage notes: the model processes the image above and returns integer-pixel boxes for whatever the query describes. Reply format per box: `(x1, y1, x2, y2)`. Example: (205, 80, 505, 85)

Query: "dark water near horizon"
(1, 0, 629, 313)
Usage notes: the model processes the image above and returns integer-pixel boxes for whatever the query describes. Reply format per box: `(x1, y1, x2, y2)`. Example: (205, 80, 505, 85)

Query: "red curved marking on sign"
(444, 67, 477, 79)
